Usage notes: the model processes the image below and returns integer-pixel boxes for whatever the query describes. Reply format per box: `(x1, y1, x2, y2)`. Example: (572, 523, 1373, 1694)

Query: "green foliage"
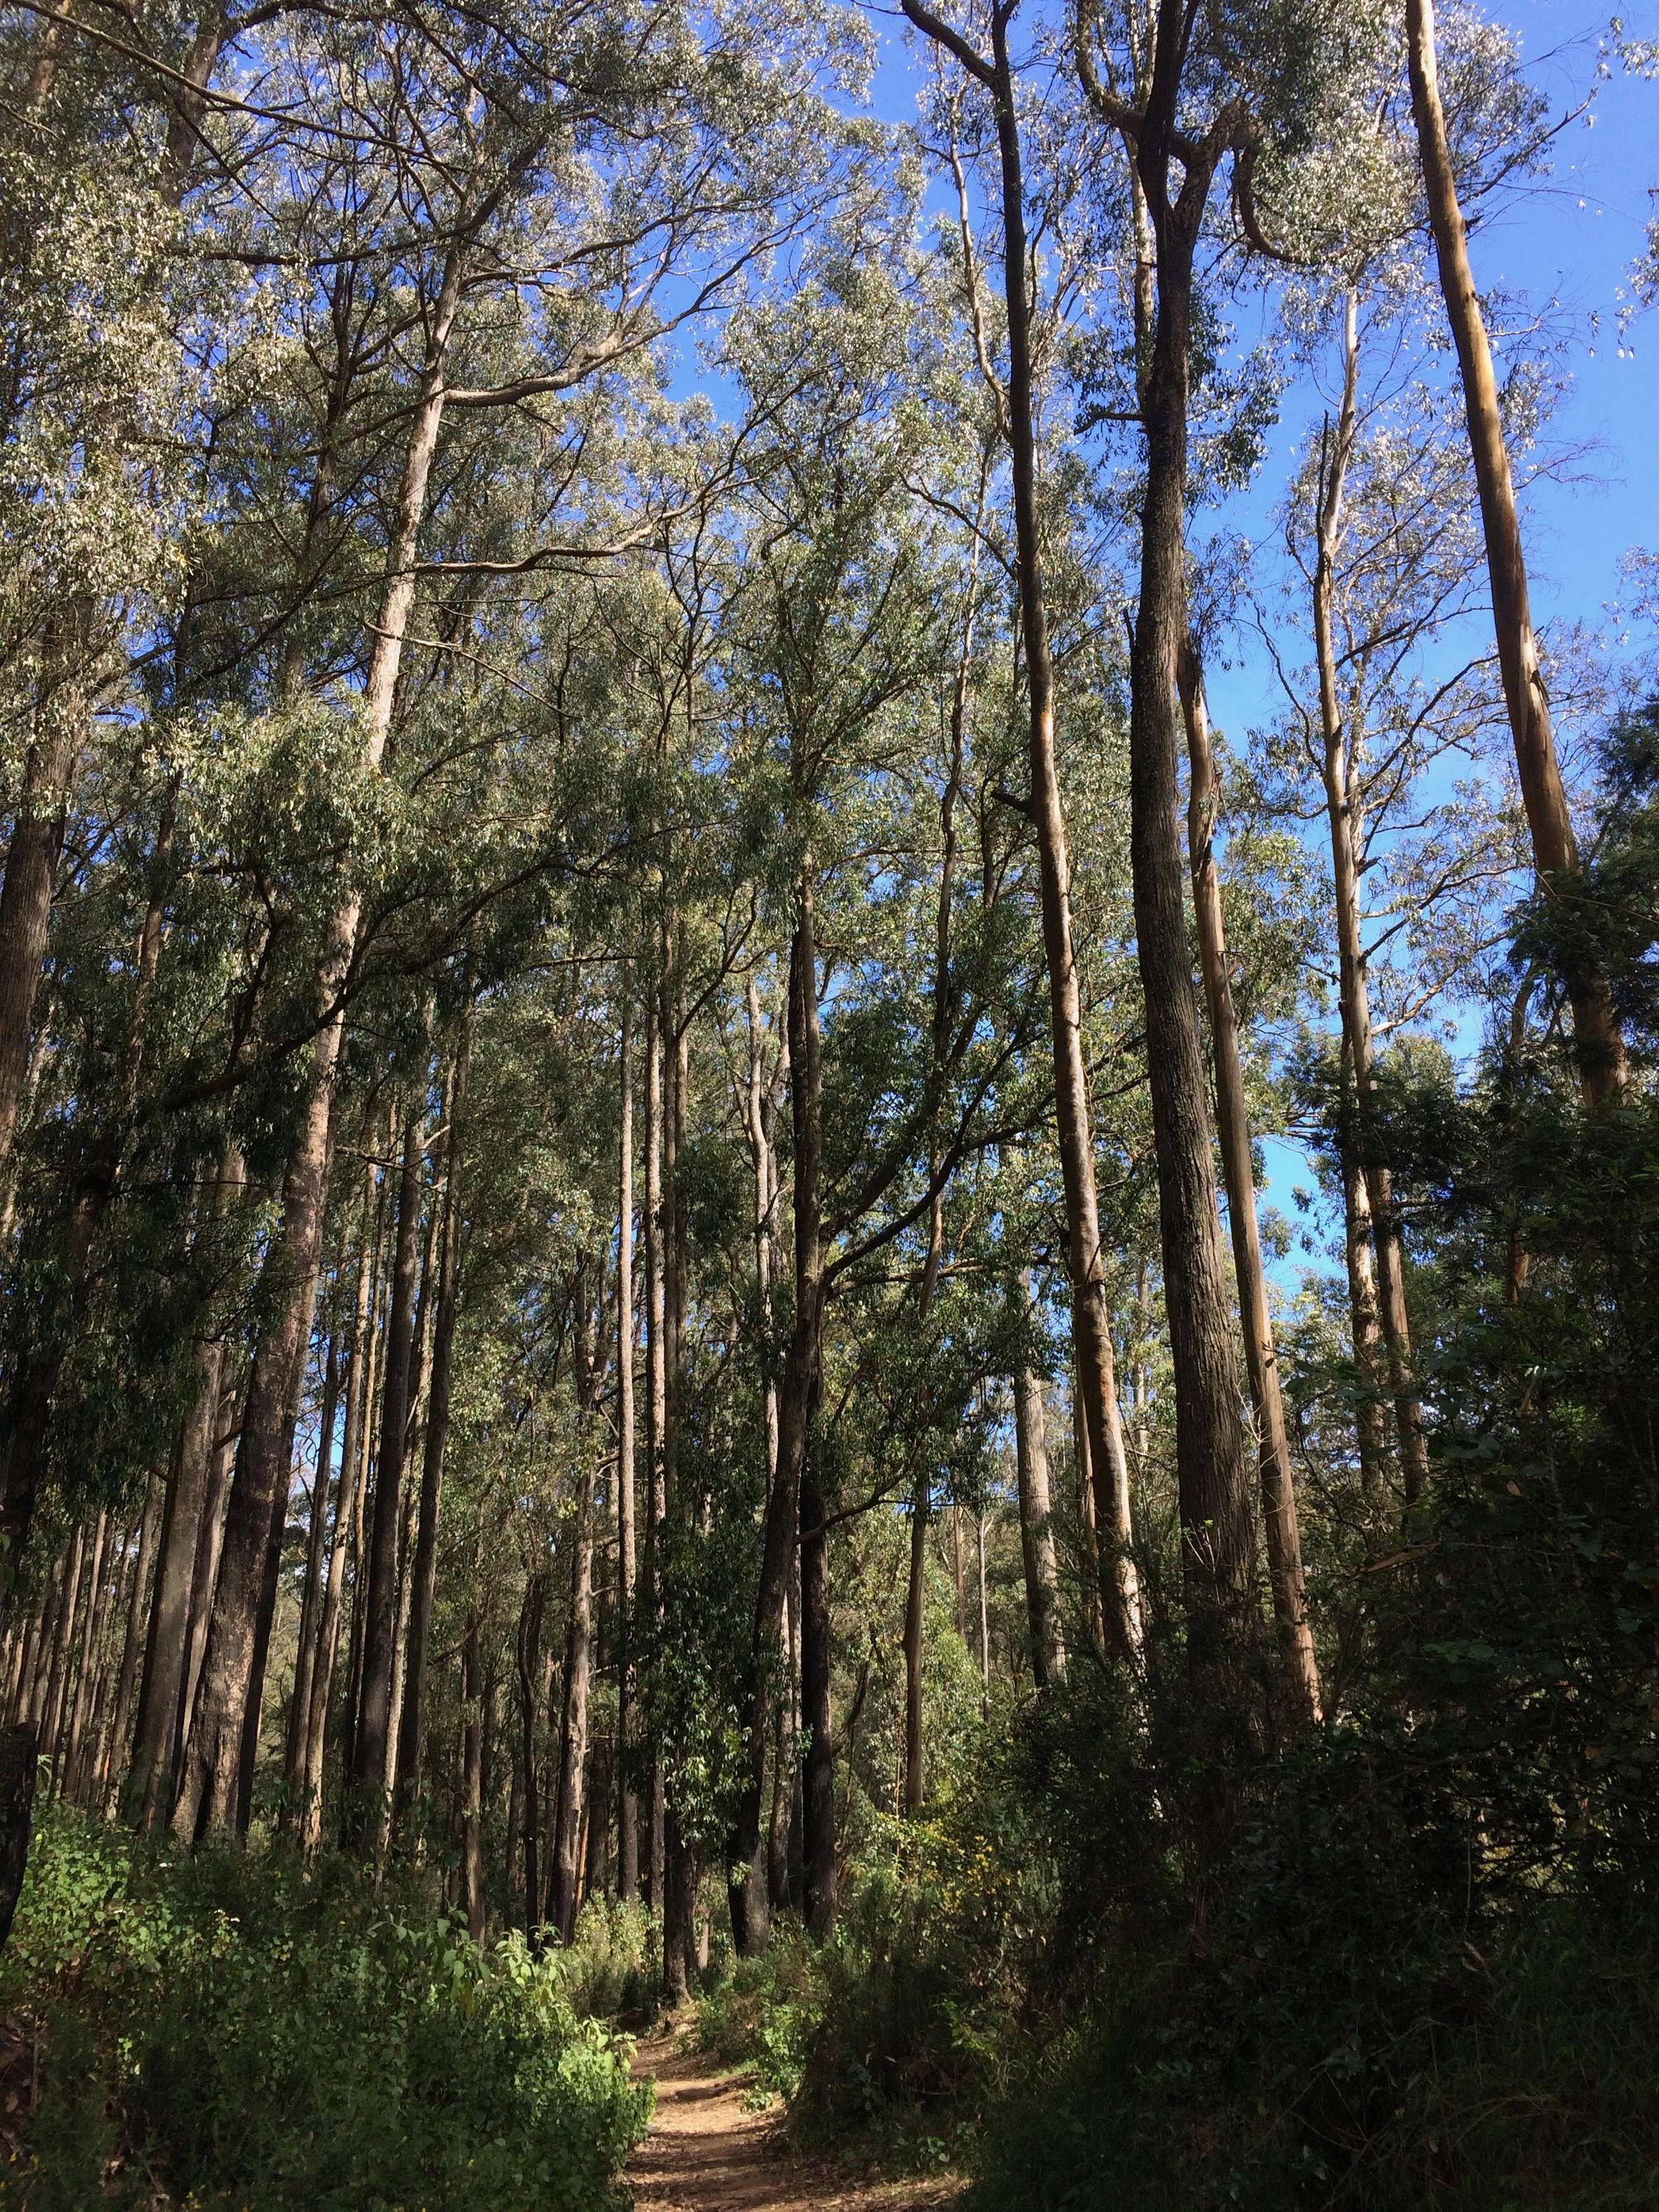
(0, 1811, 650, 2210)
(550, 1894, 658, 2022)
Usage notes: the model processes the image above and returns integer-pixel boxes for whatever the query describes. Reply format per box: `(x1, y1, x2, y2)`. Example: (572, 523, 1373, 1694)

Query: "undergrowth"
(0, 1806, 651, 2210)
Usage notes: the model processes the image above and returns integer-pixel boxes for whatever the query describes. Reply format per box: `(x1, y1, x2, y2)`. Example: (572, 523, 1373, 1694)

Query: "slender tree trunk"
(907, 0, 1141, 1657)
(350, 1101, 424, 1845)
(100, 1471, 160, 1806)
(1180, 645, 1321, 1726)
(282, 1328, 341, 1821)
(1012, 1283, 1065, 1689)
(173, 1361, 237, 1789)
(333, 1152, 388, 1805)
(1342, 1121, 1391, 1517)
(552, 1457, 596, 1944)
(128, 1152, 242, 1827)
(395, 1028, 469, 1833)
(643, 995, 667, 1917)
(975, 1508, 990, 1710)
(615, 998, 640, 1901)
(516, 1573, 550, 1941)
(460, 1609, 485, 1942)
(61, 1510, 109, 1798)
(40, 1523, 85, 1778)
(731, 874, 825, 1953)
(1405, 0, 1623, 1103)
(799, 1453, 834, 1933)
(1312, 302, 1431, 1507)
(902, 1477, 927, 1811)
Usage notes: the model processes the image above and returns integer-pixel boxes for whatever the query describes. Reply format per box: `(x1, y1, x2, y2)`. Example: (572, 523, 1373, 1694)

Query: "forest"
(0, 0, 1655, 2203)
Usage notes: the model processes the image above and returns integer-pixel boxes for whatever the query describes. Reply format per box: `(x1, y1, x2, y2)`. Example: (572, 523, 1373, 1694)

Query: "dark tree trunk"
(730, 875, 825, 1956)
(395, 1028, 468, 1833)
(349, 1101, 424, 1846)
(615, 999, 640, 1901)
(800, 1454, 834, 1933)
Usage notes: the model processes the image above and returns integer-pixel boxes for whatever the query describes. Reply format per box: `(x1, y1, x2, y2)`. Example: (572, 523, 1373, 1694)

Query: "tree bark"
(460, 1609, 485, 1942)
(100, 1471, 161, 1807)
(905, 0, 1139, 1657)
(395, 1025, 469, 1833)
(349, 1100, 425, 1846)
(643, 994, 667, 1916)
(615, 996, 640, 1901)
(1011, 1281, 1065, 1690)
(1405, 0, 1623, 1103)
(1117, 5, 1262, 1725)
(516, 1572, 551, 1940)
(1180, 645, 1321, 1725)
(731, 873, 825, 1954)
(282, 1326, 341, 1822)
(1312, 299, 1431, 1507)
(61, 1509, 108, 1796)
(799, 1452, 834, 1933)
(902, 1476, 927, 1811)
(552, 1453, 596, 1944)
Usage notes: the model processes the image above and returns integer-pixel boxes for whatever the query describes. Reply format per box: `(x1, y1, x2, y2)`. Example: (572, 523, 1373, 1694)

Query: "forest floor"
(626, 2033, 964, 2212)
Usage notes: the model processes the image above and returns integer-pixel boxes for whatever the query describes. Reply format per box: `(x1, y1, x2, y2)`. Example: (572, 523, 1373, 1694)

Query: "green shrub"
(549, 1893, 657, 2020)
(0, 1808, 651, 2210)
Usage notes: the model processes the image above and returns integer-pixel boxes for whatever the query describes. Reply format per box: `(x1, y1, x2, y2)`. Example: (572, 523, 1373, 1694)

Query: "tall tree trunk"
(460, 1609, 485, 1942)
(1342, 1120, 1391, 1519)
(1136, 213, 1256, 1690)
(1087, 2, 1263, 1728)
(731, 873, 825, 1954)
(1180, 645, 1321, 1726)
(395, 1027, 469, 1834)
(1405, 0, 1623, 1103)
(61, 1510, 108, 1797)
(1312, 300, 1431, 1507)
(100, 1471, 160, 1806)
(40, 1523, 85, 1777)
(173, 1361, 238, 1788)
(552, 1456, 596, 1945)
(907, 0, 1139, 1657)
(294, 1158, 377, 1846)
(282, 1326, 341, 1823)
(615, 997, 640, 1901)
(350, 1101, 425, 1846)
(643, 994, 667, 1917)
(902, 1478, 927, 1812)
(799, 1455, 834, 1933)
(1012, 1284, 1065, 1690)
(516, 1573, 551, 1940)
(128, 1150, 242, 1829)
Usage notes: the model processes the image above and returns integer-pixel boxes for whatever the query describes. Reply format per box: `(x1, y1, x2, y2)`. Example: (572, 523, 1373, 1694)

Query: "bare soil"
(625, 2033, 963, 2212)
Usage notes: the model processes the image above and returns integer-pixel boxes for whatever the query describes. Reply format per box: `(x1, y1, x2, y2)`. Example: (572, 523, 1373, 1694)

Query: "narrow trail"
(626, 2034, 963, 2212)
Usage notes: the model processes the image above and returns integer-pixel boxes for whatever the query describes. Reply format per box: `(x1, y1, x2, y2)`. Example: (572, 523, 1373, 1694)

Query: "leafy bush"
(550, 1892, 657, 2021)
(971, 1892, 1659, 2212)
(0, 1808, 651, 2210)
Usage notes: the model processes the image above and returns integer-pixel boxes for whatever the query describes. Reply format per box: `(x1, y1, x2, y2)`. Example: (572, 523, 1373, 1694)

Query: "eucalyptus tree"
(1251, 278, 1530, 1511)
(166, 0, 868, 1843)
(709, 240, 1053, 1948)
(1405, 0, 1624, 1101)
(899, 0, 1144, 1659)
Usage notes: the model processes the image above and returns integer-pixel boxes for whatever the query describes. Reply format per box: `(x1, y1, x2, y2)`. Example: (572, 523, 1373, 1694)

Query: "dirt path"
(625, 2034, 962, 2212)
